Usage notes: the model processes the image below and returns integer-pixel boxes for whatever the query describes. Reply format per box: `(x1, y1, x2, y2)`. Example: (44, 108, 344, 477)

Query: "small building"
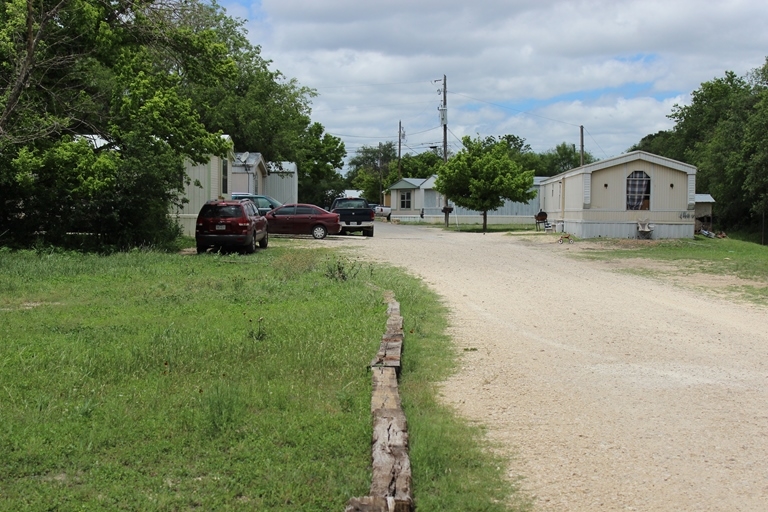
(539, 151, 697, 239)
(694, 193, 716, 233)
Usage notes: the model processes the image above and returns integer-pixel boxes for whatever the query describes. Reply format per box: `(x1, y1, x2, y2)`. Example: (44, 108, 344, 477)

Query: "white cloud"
(222, 0, 768, 162)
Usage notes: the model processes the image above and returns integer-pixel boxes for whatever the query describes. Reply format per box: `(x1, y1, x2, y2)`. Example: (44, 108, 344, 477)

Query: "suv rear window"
(199, 205, 244, 219)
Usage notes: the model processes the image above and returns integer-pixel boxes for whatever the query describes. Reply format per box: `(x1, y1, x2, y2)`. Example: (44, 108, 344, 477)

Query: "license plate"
(215, 224, 226, 231)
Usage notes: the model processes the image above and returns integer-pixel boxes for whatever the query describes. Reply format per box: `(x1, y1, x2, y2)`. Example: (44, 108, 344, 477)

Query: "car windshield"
(200, 205, 242, 218)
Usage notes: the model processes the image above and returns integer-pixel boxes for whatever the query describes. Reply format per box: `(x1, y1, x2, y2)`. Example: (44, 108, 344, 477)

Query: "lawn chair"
(637, 219, 654, 239)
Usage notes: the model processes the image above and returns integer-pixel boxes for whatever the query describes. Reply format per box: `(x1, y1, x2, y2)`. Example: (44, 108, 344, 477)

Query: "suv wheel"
(196, 245, 206, 254)
(258, 231, 269, 248)
(245, 235, 256, 254)
(312, 224, 328, 239)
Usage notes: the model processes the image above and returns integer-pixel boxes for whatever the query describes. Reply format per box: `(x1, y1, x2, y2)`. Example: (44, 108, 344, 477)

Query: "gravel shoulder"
(325, 222, 768, 511)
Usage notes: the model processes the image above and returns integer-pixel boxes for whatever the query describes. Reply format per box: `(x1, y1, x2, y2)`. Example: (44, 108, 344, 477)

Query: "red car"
(195, 199, 268, 254)
(266, 203, 342, 239)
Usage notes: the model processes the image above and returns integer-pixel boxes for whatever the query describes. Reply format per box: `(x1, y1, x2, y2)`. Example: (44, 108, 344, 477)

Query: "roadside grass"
(573, 235, 768, 302)
(0, 244, 529, 511)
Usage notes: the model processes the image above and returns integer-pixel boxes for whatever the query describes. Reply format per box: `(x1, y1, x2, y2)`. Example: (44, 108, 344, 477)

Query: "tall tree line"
(630, 58, 768, 234)
(0, 0, 344, 250)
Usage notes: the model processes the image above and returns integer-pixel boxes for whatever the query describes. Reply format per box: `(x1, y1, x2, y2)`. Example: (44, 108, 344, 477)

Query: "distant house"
(539, 151, 698, 239)
(387, 175, 544, 224)
(230, 152, 269, 198)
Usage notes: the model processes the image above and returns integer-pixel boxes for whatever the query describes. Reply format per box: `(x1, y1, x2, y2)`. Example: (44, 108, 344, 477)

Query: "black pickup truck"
(329, 197, 375, 237)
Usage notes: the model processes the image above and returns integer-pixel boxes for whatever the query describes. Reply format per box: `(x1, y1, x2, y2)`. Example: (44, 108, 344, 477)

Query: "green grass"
(573, 235, 768, 303)
(577, 235, 768, 278)
(0, 243, 530, 511)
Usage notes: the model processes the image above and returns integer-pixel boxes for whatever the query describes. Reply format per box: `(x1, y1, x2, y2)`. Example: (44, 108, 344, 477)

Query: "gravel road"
(330, 221, 768, 511)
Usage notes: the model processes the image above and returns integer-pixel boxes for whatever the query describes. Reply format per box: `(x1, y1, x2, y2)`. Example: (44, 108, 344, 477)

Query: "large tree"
(631, 60, 768, 234)
(294, 122, 346, 207)
(1, 0, 339, 249)
(181, 4, 316, 165)
(399, 150, 443, 180)
(347, 142, 397, 204)
(537, 142, 597, 176)
(435, 135, 536, 231)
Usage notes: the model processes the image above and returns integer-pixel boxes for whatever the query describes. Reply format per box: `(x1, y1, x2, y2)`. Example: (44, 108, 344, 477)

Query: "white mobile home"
(387, 175, 544, 224)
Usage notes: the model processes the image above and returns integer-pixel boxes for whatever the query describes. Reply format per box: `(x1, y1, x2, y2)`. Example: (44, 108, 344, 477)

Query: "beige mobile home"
(539, 151, 697, 239)
(174, 137, 235, 236)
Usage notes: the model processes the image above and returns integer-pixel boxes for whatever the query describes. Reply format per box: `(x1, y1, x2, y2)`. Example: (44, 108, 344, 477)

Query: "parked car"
(266, 203, 341, 239)
(230, 193, 282, 216)
(195, 199, 268, 254)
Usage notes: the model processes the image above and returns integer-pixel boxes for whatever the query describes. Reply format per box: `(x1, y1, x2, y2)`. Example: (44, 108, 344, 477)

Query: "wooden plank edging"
(346, 294, 414, 512)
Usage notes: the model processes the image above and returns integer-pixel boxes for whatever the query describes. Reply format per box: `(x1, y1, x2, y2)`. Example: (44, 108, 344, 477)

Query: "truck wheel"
(259, 232, 269, 248)
(365, 227, 374, 237)
(196, 245, 206, 254)
(386, 214, 391, 222)
(312, 224, 328, 239)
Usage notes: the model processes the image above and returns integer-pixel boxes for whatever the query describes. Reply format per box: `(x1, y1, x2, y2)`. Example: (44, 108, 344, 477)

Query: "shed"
(694, 193, 716, 232)
(539, 151, 697, 239)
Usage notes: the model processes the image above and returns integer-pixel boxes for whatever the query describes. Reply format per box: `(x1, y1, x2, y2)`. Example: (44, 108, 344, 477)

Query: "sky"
(219, 0, 768, 165)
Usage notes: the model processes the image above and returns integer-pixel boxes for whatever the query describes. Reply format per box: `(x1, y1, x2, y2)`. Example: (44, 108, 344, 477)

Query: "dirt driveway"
(330, 222, 768, 511)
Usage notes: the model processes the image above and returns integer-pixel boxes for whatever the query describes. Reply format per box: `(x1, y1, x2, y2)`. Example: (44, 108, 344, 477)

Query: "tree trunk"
(483, 210, 488, 232)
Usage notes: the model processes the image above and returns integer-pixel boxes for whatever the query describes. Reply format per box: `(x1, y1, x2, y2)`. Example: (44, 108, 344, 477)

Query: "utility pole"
(398, 121, 403, 181)
(377, 142, 382, 206)
(580, 125, 585, 166)
(440, 74, 450, 227)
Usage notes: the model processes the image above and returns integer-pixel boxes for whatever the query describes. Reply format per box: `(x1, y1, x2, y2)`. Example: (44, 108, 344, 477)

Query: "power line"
(582, 126, 610, 159)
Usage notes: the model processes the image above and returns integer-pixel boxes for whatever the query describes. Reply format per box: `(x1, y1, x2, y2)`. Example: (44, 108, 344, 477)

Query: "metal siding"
(265, 172, 298, 204)
(687, 175, 696, 209)
(564, 174, 582, 211)
(583, 174, 591, 208)
(566, 220, 695, 240)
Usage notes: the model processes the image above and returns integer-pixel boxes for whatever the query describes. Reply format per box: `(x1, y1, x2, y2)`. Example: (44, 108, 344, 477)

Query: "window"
(296, 205, 316, 215)
(273, 206, 295, 216)
(626, 171, 650, 210)
(400, 191, 411, 209)
(222, 159, 228, 194)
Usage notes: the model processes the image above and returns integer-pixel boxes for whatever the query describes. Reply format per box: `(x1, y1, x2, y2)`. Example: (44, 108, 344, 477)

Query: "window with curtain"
(400, 191, 411, 209)
(626, 171, 650, 210)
